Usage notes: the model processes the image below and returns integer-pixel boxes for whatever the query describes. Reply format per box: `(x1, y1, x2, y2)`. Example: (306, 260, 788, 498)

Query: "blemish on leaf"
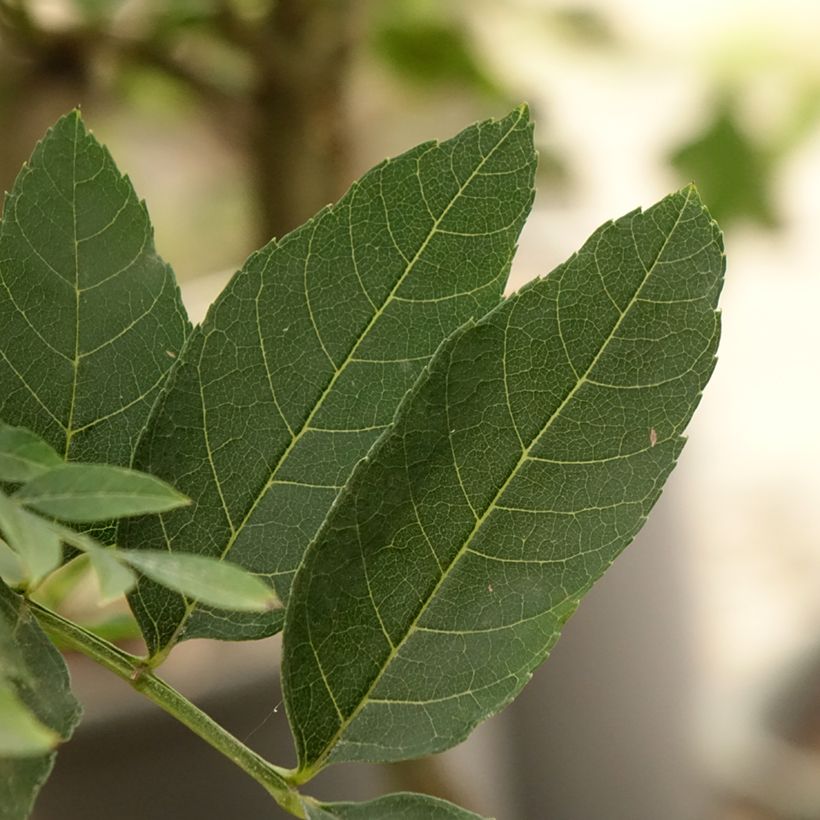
(649, 427, 658, 447)
(166, 350, 177, 358)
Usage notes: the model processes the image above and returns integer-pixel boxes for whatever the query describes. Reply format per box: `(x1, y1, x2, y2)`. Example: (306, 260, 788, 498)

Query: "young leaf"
(0, 111, 189, 467)
(0, 493, 62, 584)
(302, 793, 489, 819)
(0, 423, 63, 483)
(0, 682, 60, 756)
(121, 107, 537, 655)
(121, 551, 279, 612)
(15, 463, 189, 522)
(0, 580, 82, 820)
(283, 187, 724, 771)
(0, 539, 25, 586)
(86, 547, 137, 603)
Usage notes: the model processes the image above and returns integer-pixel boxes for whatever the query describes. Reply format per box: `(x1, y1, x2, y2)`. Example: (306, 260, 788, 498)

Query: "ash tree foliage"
(0, 106, 724, 819)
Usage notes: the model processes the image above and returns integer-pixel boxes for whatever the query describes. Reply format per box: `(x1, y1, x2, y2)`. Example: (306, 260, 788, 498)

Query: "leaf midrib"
(64, 114, 81, 460)
(299, 188, 694, 772)
(158, 108, 528, 655)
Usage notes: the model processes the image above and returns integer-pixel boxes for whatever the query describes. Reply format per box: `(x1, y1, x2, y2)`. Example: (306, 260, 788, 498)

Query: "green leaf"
(0, 424, 63, 484)
(0, 580, 82, 820)
(302, 792, 489, 819)
(15, 463, 189, 522)
(42, 524, 135, 604)
(86, 546, 136, 603)
(121, 107, 536, 655)
(0, 682, 60, 756)
(0, 111, 189, 468)
(0, 540, 25, 586)
(283, 187, 724, 771)
(0, 493, 61, 584)
(121, 551, 279, 612)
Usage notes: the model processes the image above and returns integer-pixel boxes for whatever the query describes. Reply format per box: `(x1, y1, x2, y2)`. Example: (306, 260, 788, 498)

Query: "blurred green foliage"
(548, 6, 617, 49)
(373, 15, 501, 98)
(670, 100, 777, 229)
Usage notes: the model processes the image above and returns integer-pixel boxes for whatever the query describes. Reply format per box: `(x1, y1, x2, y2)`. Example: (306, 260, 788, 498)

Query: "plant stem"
(29, 601, 306, 818)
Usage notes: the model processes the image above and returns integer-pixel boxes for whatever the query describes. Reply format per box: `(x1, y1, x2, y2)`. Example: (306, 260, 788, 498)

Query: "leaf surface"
(121, 107, 536, 654)
(15, 463, 189, 522)
(0, 424, 62, 483)
(283, 187, 724, 770)
(302, 792, 488, 819)
(0, 111, 189, 468)
(0, 580, 81, 820)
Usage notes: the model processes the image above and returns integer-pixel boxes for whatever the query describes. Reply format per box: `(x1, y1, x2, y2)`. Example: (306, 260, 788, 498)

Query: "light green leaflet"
(120, 551, 278, 612)
(302, 793, 488, 819)
(85, 545, 137, 602)
(283, 187, 724, 772)
(0, 112, 189, 468)
(0, 540, 25, 586)
(0, 492, 61, 585)
(15, 463, 189, 522)
(0, 445, 271, 610)
(121, 107, 537, 656)
(0, 682, 60, 756)
(0, 423, 62, 483)
(0, 580, 82, 820)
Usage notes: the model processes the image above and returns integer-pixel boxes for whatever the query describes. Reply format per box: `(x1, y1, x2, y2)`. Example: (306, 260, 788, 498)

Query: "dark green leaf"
(122, 107, 536, 655)
(121, 551, 278, 612)
(0, 111, 189, 468)
(0, 580, 81, 820)
(0, 424, 62, 483)
(15, 464, 189, 522)
(302, 792, 489, 819)
(0, 493, 61, 584)
(283, 187, 723, 771)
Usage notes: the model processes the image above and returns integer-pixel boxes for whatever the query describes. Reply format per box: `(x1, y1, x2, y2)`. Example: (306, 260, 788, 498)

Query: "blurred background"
(1, 0, 819, 818)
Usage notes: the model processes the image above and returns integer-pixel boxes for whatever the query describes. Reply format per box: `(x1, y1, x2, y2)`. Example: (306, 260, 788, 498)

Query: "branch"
(30, 600, 306, 818)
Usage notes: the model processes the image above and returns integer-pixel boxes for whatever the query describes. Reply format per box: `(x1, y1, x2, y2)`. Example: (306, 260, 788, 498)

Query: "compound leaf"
(283, 187, 723, 771)
(0, 580, 81, 820)
(121, 107, 536, 655)
(0, 111, 189, 468)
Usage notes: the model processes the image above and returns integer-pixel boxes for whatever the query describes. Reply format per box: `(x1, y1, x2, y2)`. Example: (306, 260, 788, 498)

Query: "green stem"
(29, 601, 306, 818)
